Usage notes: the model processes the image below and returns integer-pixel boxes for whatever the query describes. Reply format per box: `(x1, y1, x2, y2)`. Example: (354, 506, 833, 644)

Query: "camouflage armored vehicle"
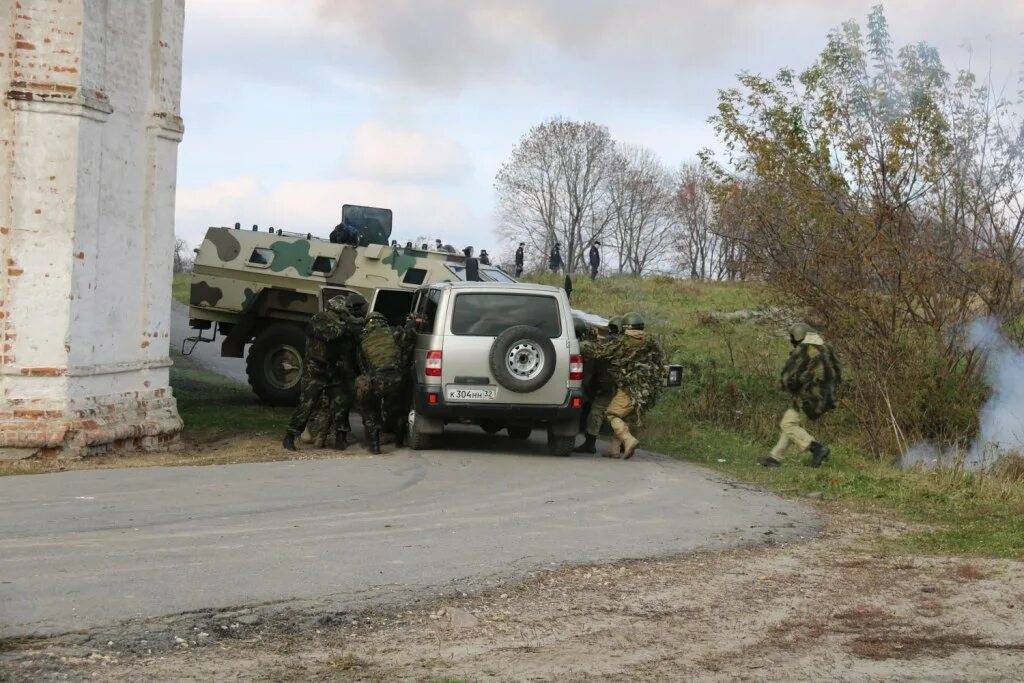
(185, 205, 517, 405)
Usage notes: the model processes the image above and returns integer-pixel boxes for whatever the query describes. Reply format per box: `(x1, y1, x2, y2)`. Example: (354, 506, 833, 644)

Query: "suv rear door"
(440, 290, 570, 406)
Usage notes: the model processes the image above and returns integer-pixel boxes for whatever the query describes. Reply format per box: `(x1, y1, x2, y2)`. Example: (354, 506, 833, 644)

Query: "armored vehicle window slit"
(247, 248, 275, 268)
(451, 293, 561, 338)
(403, 268, 427, 285)
(311, 256, 337, 274)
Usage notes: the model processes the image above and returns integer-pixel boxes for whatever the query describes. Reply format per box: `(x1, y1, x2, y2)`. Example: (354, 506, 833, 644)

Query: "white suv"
(406, 282, 584, 456)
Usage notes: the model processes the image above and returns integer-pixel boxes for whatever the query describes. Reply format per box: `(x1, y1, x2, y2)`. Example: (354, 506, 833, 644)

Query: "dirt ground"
(3, 512, 1022, 682)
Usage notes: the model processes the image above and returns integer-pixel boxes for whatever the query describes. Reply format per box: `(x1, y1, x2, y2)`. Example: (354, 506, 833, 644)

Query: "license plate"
(445, 385, 498, 401)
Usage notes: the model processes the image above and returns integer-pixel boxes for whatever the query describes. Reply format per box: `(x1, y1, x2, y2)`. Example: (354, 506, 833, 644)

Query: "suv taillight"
(425, 350, 443, 377)
(569, 354, 583, 381)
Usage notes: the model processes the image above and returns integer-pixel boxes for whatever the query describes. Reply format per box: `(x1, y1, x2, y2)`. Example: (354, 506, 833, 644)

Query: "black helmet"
(572, 317, 587, 337)
(607, 315, 623, 335)
(347, 292, 369, 317)
(621, 312, 645, 331)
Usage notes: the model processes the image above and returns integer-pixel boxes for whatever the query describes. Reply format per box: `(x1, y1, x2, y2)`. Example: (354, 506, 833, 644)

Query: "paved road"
(0, 444, 818, 638)
(171, 301, 247, 384)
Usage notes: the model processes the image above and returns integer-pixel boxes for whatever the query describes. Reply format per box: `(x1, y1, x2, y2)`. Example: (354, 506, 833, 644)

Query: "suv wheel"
(407, 410, 436, 450)
(489, 325, 557, 393)
(547, 431, 575, 457)
(247, 323, 305, 405)
(507, 426, 531, 440)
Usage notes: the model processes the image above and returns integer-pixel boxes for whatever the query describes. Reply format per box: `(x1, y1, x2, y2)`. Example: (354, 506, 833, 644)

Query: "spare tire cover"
(489, 325, 557, 393)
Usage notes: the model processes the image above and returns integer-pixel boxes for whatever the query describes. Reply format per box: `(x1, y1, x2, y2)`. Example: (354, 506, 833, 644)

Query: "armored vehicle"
(185, 205, 517, 405)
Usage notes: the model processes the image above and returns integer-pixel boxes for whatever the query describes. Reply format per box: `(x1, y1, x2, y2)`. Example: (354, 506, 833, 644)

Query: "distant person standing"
(515, 242, 525, 277)
(549, 242, 563, 273)
(463, 246, 481, 281)
(760, 323, 842, 468)
(563, 273, 573, 301)
(479, 250, 491, 266)
(588, 242, 601, 280)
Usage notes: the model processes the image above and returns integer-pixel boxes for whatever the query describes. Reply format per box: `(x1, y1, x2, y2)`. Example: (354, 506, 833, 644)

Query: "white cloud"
(340, 122, 471, 183)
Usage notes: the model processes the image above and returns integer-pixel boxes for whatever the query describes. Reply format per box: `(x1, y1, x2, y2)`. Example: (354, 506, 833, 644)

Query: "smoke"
(966, 318, 1024, 468)
(901, 318, 1024, 470)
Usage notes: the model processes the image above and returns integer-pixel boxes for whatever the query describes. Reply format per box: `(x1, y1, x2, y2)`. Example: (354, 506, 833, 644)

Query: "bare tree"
(672, 164, 721, 280)
(606, 146, 675, 275)
(496, 117, 615, 273)
(173, 237, 193, 273)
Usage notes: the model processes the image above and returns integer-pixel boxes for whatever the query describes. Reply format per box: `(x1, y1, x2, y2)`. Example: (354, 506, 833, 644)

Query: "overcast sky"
(174, 0, 1022, 257)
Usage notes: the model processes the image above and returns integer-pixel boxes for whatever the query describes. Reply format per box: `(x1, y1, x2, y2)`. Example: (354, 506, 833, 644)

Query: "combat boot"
(609, 416, 640, 460)
(573, 434, 597, 454)
(282, 432, 297, 451)
(604, 436, 623, 458)
(334, 430, 348, 450)
(759, 456, 782, 468)
(809, 442, 831, 467)
(369, 430, 382, 455)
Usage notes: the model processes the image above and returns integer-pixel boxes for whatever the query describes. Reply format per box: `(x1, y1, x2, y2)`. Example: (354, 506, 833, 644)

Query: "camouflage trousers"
(287, 363, 347, 436)
(604, 389, 638, 446)
(355, 369, 403, 433)
(305, 382, 354, 443)
(584, 390, 615, 437)
(769, 407, 815, 460)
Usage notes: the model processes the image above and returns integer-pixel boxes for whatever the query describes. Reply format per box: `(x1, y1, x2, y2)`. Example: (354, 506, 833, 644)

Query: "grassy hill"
(531, 273, 1024, 559)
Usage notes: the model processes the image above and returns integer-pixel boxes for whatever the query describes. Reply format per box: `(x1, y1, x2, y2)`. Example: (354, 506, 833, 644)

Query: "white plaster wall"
(1, 0, 185, 454)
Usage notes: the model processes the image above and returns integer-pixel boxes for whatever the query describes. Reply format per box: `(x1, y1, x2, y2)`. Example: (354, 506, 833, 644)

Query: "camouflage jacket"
(582, 329, 664, 414)
(359, 317, 402, 374)
(306, 309, 363, 369)
(780, 333, 842, 420)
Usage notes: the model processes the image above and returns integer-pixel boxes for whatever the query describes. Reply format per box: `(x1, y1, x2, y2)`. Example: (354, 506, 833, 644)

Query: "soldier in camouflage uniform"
(283, 296, 364, 450)
(574, 317, 616, 454)
(305, 293, 369, 447)
(760, 323, 842, 468)
(355, 312, 405, 454)
(583, 312, 663, 459)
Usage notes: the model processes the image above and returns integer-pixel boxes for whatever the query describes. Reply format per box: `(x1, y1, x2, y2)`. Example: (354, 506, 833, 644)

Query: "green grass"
(172, 272, 190, 305)
(529, 273, 1024, 559)
(170, 349, 289, 439)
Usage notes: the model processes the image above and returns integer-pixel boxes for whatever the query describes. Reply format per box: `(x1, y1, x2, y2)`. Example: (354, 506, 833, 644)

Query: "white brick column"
(1, 0, 184, 458)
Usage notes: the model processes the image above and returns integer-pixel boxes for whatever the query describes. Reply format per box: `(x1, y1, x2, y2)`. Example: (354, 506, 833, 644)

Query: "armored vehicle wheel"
(547, 430, 575, 457)
(488, 325, 556, 393)
(407, 410, 436, 450)
(247, 323, 305, 405)
(507, 425, 532, 440)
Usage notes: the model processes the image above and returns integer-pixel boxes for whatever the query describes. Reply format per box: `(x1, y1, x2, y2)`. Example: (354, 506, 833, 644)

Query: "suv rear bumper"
(414, 386, 584, 423)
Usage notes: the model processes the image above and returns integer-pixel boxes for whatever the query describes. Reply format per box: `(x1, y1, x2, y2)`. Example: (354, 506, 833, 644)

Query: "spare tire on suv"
(489, 325, 557, 393)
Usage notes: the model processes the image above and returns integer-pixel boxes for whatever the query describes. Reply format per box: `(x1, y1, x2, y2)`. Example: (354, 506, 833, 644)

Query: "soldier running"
(584, 312, 663, 459)
(283, 296, 364, 451)
(760, 323, 842, 468)
(355, 312, 406, 454)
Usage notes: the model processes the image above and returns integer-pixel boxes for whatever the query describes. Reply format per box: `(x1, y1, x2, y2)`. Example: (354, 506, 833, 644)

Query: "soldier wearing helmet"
(305, 292, 371, 448)
(607, 315, 623, 336)
(760, 323, 842, 468)
(581, 311, 664, 459)
(355, 312, 406, 454)
(284, 295, 365, 451)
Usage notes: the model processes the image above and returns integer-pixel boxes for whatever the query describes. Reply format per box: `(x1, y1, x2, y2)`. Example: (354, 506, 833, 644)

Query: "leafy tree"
(703, 5, 1024, 455)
